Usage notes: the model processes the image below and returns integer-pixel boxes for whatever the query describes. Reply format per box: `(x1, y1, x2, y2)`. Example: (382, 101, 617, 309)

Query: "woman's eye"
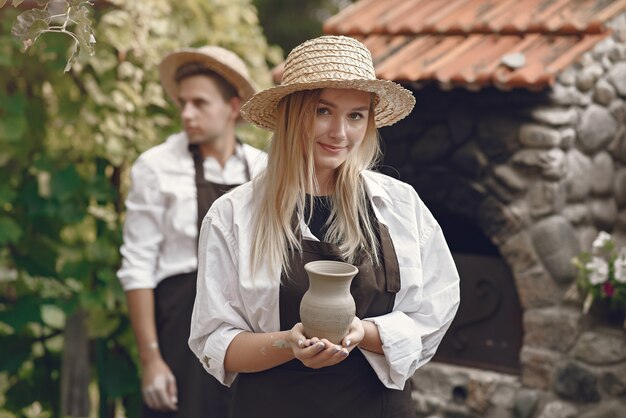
(349, 112, 364, 120)
(317, 107, 330, 115)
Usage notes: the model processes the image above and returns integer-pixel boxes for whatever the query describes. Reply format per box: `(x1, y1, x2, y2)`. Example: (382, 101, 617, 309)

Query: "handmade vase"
(299, 260, 358, 344)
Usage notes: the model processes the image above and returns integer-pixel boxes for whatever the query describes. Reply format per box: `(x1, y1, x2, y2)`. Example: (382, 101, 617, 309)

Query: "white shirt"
(189, 170, 460, 390)
(117, 132, 267, 291)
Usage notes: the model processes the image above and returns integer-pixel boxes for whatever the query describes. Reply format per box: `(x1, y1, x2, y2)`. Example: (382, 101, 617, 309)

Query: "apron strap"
(188, 144, 212, 235)
(188, 142, 249, 240)
(379, 223, 401, 293)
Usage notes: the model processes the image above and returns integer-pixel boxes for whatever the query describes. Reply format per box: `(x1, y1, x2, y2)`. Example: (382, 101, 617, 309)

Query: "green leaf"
(0, 296, 42, 331)
(0, 37, 13, 67)
(0, 216, 22, 244)
(60, 259, 91, 280)
(41, 304, 65, 329)
(0, 116, 27, 142)
(0, 184, 17, 206)
(50, 166, 82, 202)
(4, 378, 35, 411)
(86, 238, 118, 264)
(30, 354, 61, 410)
(124, 392, 143, 418)
(0, 91, 27, 117)
(11, 9, 50, 51)
(59, 4, 96, 71)
(0, 335, 31, 373)
(58, 199, 86, 223)
(101, 347, 139, 397)
(72, 5, 96, 56)
(14, 236, 58, 277)
(63, 44, 77, 72)
(86, 307, 119, 338)
(96, 267, 116, 284)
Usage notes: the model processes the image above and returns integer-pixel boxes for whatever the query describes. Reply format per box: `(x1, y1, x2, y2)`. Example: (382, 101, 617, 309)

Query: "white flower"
(592, 231, 612, 254)
(615, 248, 626, 283)
(587, 257, 609, 285)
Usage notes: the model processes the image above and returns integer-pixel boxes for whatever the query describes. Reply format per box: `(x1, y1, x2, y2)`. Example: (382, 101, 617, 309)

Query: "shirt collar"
(233, 140, 245, 162)
(361, 171, 394, 206)
(297, 171, 392, 239)
(178, 132, 246, 163)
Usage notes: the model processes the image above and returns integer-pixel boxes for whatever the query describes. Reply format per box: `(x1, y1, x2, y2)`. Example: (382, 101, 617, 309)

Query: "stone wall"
(380, 13, 626, 418)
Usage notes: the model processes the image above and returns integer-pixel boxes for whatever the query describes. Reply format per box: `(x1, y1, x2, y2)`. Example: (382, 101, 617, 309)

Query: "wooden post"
(60, 309, 90, 417)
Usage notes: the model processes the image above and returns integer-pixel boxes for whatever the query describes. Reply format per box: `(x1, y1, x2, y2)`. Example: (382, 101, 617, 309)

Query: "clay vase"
(299, 260, 358, 344)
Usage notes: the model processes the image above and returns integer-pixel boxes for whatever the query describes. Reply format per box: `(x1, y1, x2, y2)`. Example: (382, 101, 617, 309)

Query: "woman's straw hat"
(159, 46, 256, 103)
(241, 36, 415, 131)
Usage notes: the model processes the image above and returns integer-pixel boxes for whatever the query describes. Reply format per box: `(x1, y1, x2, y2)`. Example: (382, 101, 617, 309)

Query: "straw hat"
(159, 46, 256, 103)
(240, 36, 415, 131)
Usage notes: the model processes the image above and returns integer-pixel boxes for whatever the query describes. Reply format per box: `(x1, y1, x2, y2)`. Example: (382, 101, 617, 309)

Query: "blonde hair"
(250, 89, 381, 278)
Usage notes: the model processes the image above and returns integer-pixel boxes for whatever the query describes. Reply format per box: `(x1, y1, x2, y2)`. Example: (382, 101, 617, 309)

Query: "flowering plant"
(572, 231, 626, 326)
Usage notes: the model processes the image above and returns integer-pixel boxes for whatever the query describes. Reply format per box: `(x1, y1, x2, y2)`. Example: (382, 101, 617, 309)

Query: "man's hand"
(141, 358, 178, 411)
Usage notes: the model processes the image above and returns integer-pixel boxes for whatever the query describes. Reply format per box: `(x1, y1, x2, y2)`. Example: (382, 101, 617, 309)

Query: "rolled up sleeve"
(362, 200, 460, 390)
(412, 226, 460, 368)
(361, 310, 423, 389)
(117, 160, 165, 291)
(189, 213, 250, 387)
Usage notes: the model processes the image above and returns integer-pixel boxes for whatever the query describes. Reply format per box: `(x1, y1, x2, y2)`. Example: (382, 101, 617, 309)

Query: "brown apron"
(143, 143, 250, 418)
(231, 220, 414, 418)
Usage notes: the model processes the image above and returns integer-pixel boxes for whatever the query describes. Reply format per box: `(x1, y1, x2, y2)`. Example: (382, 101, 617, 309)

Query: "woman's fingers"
(297, 338, 349, 368)
(342, 317, 365, 350)
(290, 323, 352, 368)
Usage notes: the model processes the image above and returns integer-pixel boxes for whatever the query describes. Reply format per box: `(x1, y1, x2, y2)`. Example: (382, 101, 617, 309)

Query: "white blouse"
(117, 132, 267, 291)
(189, 170, 460, 390)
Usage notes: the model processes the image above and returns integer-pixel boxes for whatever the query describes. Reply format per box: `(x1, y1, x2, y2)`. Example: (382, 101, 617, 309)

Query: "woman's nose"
(328, 117, 347, 140)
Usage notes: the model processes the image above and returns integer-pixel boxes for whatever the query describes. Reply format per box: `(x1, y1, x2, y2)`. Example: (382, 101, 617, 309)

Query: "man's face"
(177, 75, 240, 144)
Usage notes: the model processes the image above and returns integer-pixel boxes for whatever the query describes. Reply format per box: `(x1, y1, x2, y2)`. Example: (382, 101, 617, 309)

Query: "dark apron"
(143, 143, 250, 418)
(231, 221, 414, 418)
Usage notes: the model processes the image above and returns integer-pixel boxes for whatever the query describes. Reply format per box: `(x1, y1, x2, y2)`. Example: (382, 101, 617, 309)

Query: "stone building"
(324, 0, 626, 417)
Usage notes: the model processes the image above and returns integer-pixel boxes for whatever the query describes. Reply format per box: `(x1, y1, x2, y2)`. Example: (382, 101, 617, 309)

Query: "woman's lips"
(318, 143, 345, 153)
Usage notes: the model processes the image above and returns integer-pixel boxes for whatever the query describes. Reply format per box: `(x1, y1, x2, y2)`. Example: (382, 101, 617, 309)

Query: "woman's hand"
(288, 318, 365, 369)
(342, 316, 365, 351)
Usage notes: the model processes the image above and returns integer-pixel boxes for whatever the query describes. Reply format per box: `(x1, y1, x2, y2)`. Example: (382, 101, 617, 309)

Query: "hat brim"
(159, 50, 256, 104)
(240, 79, 415, 131)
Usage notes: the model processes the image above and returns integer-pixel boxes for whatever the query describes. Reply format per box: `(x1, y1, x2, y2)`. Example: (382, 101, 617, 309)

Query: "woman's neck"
(310, 169, 335, 196)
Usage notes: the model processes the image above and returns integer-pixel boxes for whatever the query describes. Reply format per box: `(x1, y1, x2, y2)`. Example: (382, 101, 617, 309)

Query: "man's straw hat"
(159, 46, 256, 103)
(241, 36, 415, 131)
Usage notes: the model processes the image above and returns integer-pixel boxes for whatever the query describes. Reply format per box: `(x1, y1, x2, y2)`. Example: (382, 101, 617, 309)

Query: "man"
(117, 46, 266, 417)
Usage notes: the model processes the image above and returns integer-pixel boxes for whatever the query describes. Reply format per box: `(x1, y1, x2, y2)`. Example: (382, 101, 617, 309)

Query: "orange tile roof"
(323, 0, 626, 90)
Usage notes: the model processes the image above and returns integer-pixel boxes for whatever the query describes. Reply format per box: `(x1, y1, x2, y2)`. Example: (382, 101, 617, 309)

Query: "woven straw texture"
(241, 36, 415, 131)
(159, 46, 256, 103)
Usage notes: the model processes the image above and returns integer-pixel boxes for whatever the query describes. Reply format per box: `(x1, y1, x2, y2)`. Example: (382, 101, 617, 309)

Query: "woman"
(189, 35, 460, 418)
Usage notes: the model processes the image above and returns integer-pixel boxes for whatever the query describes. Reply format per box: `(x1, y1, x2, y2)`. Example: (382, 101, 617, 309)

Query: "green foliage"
(253, 0, 353, 53)
(0, 0, 278, 416)
(10, 0, 96, 71)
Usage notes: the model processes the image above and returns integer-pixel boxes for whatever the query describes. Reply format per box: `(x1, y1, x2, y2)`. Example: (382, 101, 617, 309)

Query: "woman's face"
(312, 88, 371, 180)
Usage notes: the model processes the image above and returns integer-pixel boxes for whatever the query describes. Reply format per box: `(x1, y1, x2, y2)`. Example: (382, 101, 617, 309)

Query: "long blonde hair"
(250, 89, 381, 278)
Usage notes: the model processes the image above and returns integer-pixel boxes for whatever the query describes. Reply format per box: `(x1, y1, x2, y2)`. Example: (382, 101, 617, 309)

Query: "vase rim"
(304, 260, 358, 277)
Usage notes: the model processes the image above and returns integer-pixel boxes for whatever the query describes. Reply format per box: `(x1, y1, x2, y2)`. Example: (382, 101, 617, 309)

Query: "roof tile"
(324, 0, 626, 89)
